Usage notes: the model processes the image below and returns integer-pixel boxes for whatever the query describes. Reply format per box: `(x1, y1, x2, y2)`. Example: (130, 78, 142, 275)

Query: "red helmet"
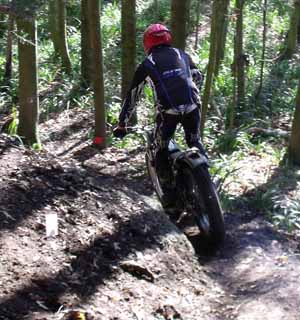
(143, 24, 172, 54)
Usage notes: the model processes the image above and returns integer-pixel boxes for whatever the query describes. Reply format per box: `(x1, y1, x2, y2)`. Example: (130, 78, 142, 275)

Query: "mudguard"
(170, 147, 208, 170)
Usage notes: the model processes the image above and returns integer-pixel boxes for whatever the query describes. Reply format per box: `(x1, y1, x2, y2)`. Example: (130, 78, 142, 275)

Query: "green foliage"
(209, 155, 241, 211)
(66, 0, 81, 28)
(246, 166, 300, 232)
(211, 132, 300, 232)
(101, 2, 122, 105)
(6, 107, 18, 135)
(31, 142, 42, 150)
(214, 130, 253, 153)
(102, 1, 121, 49)
(273, 196, 300, 231)
(111, 131, 145, 149)
(11, 0, 46, 18)
(136, 0, 170, 26)
(196, 0, 298, 131)
(106, 101, 121, 125)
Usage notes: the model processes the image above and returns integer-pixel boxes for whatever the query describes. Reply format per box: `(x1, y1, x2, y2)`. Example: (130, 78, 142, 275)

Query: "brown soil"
(0, 108, 300, 320)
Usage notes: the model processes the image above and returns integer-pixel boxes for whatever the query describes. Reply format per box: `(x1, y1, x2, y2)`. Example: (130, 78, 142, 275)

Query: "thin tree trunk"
(229, 70, 237, 129)
(87, 0, 106, 149)
(154, 0, 159, 20)
(49, 1, 59, 52)
(287, 0, 300, 52)
(236, 0, 245, 109)
(171, 0, 189, 49)
(194, 0, 201, 50)
(215, 0, 230, 76)
(298, 15, 300, 42)
(186, 0, 191, 34)
(231, 0, 245, 128)
(57, 0, 71, 74)
(280, 0, 300, 60)
(0, 13, 6, 39)
(81, 0, 92, 87)
(16, 16, 40, 146)
(121, 0, 136, 125)
(256, 0, 268, 101)
(3, 14, 14, 86)
(49, 0, 72, 74)
(289, 80, 300, 165)
(200, 0, 222, 135)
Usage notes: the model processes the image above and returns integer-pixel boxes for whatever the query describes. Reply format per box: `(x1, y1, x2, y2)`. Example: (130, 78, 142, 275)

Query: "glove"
(113, 125, 127, 139)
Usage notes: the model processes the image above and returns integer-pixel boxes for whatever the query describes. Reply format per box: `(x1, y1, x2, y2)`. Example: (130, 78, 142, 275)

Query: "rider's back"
(142, 45, 199, 111)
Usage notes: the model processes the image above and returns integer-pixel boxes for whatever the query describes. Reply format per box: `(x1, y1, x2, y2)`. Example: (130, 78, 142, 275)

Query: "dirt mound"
(0, 132, 219, 320)
(1, 108, 300, 320)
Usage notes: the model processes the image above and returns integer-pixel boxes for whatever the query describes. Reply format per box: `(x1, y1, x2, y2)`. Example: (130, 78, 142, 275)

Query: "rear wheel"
(180, 165, 225, 248)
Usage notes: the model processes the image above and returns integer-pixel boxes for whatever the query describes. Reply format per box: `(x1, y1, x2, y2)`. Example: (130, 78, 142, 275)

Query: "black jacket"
(119, 45, 204, 126)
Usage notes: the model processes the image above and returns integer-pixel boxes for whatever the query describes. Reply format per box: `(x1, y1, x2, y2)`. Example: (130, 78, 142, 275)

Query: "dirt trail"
(203, 212, 300, 320)
(0, 109, 300, 320)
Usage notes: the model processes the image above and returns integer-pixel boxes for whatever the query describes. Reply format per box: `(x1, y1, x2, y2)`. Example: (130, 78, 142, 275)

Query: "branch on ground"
(247, 127, 289, 139)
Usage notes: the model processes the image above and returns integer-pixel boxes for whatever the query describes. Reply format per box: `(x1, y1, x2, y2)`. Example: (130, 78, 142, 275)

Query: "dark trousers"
(154, 108, 206, 181)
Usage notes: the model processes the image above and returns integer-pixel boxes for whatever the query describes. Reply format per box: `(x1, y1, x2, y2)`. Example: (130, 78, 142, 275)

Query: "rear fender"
(173, 147, 208, 170)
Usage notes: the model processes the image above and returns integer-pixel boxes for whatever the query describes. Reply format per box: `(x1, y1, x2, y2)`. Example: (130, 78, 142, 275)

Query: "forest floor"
(1, 108, 300, 320)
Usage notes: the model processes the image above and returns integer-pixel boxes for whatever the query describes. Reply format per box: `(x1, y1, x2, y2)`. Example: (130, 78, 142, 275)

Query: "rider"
(114, 23, 206, 195)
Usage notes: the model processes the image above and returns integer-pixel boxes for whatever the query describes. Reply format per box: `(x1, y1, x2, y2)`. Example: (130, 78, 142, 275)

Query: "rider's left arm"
(119, 63, 148, 127)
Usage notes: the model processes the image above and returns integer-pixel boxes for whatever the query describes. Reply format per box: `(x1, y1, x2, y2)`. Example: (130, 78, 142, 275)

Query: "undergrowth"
(0, 0, 299, 232)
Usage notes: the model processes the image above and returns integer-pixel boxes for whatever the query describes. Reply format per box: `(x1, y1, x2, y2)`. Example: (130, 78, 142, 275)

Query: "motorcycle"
(145, 130, 225, 249)
(113, 126, 225, 249)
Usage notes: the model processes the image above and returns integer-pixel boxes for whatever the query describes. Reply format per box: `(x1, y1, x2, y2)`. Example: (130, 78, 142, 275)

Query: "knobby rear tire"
(181, 165, 225, 248)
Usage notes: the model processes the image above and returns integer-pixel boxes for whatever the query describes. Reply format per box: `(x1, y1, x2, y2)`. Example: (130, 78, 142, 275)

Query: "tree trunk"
(121, 0, 136, 125)
(16, 16, 40, 146)
(186, 0, 191, 34)
(81, 0, 93, 87)
(49, 0, 72, 74)
(171, 0, 189, 49)
(0, 13, 7, 39)
(200, 0, 222, 135)
(289, 80, 300, 165)
(255, 0, 268, 101)
(87, 0, 106, 149)
(194, 0, 201, 50)
(235, 0, 246, 110)
(215, 0, 230, 76)
(230, 0, 245, 128)
(154, 0, 159, 20)
(2, 13, 14, 89)
(298, 14, 300, 42)
(280, 0, 300, 60)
